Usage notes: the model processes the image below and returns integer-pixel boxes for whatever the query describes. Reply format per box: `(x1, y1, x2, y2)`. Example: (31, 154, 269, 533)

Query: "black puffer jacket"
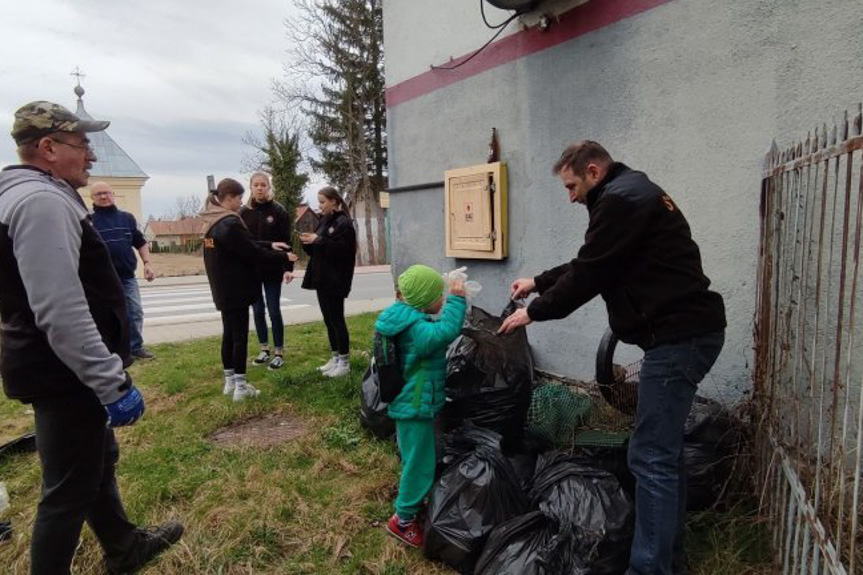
(202, 205, 289, 311)
(239, 199, 294, 282)
(527, 163, 726, 349)
(301, 210, 357, 298)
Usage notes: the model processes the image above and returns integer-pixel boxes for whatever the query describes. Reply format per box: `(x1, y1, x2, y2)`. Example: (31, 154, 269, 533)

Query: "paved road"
(141, 268, 395, 344)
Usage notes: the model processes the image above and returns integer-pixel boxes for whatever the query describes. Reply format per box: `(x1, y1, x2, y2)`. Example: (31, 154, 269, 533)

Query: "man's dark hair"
(552, 140, 614, 177)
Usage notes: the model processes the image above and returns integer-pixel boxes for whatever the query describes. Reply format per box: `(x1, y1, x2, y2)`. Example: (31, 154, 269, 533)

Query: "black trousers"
(30, 390, 137, 575)
(221, 307, 250, 375)
(316, 290, 349, 354)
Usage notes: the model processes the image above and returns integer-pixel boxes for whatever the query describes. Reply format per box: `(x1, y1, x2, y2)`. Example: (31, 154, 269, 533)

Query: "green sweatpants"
(394, 418, 436, 521)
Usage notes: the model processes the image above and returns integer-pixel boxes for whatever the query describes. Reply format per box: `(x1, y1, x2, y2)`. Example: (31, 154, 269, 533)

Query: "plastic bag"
(359, 361, 395, 440)
(424, 425, 529, 573)
(442, 267, 483, 299)
(529, 452, 634, 575)
(683, 396, 739, 511)
(440, 422, 505, 467)
(570, 445, 635, 496)
(443, 302, 534, 448)
(474, 511, 585, 575)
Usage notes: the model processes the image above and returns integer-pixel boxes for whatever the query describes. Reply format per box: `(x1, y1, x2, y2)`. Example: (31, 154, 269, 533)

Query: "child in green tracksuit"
(374, 265, 466, 548)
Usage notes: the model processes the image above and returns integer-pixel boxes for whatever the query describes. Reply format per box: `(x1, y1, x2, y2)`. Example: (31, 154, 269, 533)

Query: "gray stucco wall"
(384, 0, 863, 402)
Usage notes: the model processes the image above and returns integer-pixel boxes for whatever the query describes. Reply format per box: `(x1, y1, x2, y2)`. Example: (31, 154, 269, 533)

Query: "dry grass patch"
(208, 412, 311, 449)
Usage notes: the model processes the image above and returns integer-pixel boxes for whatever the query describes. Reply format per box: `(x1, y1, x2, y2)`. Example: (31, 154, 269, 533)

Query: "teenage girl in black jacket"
(240, 172, 295, 371)
(202, 178, 295, 401)
(300, 186, 357, 377)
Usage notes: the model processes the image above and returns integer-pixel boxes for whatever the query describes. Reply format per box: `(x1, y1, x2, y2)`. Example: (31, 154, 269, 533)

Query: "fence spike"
(796, 140, 803, 158)
(830, 119, 837, 145)
(764, 139, 779, 170)
(822, 123, 828, 149)
(805, 131, 811, 155)
(854, 102, 862, 136)
(814, 126, 820, 151)
(841, 109, 849, 141)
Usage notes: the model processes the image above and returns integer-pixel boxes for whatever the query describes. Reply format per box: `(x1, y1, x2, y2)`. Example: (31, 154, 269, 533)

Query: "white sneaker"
(252, 351, 270, 366)
(326, 361, 350, 378)
(233, 382, 261, 402)
(317, 357, 337, 372)
(222, 379, 236, 396)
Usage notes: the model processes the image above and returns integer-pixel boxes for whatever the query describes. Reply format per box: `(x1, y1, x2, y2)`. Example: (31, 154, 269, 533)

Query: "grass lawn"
(0, 313, 773, 574)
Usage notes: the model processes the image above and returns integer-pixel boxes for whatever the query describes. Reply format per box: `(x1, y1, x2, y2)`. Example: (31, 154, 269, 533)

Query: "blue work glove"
(105, 384, 145, 427)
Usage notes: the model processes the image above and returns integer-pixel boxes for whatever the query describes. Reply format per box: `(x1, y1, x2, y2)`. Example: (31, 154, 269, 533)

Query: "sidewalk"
(142, 265, 392, 344)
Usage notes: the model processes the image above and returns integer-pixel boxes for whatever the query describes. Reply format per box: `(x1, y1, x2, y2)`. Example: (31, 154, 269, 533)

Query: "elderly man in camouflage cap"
(0, 101, 182, 574)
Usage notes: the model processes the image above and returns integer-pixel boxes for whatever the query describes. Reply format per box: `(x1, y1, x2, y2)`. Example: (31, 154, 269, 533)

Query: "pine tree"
(245, 107, 309, 229)
(279, 0, 387, 264)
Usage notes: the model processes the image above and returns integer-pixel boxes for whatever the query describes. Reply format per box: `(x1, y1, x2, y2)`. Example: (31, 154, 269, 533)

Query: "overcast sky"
(0, 0, 320, 218)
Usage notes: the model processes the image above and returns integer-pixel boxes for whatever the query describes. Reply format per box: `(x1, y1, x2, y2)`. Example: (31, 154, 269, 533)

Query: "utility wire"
(431, 9, 523, 71)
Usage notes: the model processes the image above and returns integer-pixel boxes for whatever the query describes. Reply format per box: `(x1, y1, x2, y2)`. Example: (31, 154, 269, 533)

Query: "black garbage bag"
(359, 360, 395, 440)
(529, 452, 634, 575)
(684, 395, 739, 511)
(444, 302, 534, 448)
(570, 444, 635, 496)
(504, 435, 545, 494)
(424, 427, 530, 574)
(474, 511, 588, 575)
(441, 422, 505, 467)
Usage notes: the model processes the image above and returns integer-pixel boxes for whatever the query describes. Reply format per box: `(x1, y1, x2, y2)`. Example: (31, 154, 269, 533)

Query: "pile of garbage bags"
(359, 304, 741, 572)
(426, 425, 634, 574)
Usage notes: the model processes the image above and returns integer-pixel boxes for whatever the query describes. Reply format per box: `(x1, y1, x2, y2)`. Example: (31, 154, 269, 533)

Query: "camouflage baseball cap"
(11, 100, 109, 144)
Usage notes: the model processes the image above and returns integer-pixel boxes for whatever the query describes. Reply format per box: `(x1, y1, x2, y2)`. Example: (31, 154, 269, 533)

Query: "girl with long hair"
(201, 178, 296, 400)
(240, 172, 295, 370)
(299, 186, 357, 378)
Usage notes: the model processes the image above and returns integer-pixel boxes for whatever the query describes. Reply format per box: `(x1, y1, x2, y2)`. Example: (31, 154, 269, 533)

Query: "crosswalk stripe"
(140, 287, 213, 297)
(143, 298, 293, 310)
(140, 295, 214, 305)
(143, 304, 311, 326)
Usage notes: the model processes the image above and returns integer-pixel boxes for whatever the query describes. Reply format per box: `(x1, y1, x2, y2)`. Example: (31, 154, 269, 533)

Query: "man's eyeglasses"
(50, 137, 93, 153)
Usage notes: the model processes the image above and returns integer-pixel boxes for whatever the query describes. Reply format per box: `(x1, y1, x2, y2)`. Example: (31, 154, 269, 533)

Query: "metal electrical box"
(444, 162, 507, 260)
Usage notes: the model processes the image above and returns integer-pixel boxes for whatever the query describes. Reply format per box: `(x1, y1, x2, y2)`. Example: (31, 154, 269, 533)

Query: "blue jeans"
(120, 277, 144, 353)
(252, 279, 284, 349)
(627, 331, 724, 575)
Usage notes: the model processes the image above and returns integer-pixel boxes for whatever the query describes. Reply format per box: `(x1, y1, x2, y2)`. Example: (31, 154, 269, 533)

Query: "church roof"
(74, 87, 148, 179)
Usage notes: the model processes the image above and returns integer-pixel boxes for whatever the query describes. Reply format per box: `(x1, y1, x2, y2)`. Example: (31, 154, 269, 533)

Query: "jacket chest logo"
(328, 226, 335, 234)
(661, 194, 676, 212)
(266, 215, 274, 224)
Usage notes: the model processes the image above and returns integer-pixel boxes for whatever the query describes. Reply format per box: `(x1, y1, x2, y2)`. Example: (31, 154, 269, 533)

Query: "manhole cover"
(208, 413, 309, 449)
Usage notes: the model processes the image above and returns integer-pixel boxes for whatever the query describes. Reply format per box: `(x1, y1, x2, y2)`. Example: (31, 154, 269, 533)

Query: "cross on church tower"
(70, 66, 86, 86)
(70, 66, 86, 98)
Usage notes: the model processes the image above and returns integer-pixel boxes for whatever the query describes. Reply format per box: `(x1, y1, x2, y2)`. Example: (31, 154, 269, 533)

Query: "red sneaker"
(386, 514, 424, 548)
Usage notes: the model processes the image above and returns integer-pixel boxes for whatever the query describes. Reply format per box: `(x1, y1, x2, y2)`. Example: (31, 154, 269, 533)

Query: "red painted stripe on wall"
(386, 0, 673, 108)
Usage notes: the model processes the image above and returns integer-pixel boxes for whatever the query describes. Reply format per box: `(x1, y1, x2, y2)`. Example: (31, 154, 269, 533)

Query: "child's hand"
(449, 280, 466, 297)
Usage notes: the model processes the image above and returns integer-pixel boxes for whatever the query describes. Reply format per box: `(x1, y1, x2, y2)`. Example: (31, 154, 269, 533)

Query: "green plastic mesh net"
(527, 359, 641, 448)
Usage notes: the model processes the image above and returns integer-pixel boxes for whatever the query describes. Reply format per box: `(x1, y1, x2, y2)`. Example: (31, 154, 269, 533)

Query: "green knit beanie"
(398, 265, 444, 311)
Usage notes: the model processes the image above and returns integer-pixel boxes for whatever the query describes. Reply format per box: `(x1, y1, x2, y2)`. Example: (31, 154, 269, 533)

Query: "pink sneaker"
(386, 514, 423, 548)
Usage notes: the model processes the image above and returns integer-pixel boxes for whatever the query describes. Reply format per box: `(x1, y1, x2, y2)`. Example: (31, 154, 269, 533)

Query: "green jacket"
(375, 295, 467, 420)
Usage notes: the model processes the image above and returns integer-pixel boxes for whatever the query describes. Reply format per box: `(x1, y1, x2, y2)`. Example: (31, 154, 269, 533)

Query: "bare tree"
(162, 195, 203, 220)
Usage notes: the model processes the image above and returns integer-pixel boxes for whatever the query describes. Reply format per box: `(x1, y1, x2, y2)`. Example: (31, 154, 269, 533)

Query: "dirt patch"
(148, 252, 306, 278)
(208, 412, 310, 449)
